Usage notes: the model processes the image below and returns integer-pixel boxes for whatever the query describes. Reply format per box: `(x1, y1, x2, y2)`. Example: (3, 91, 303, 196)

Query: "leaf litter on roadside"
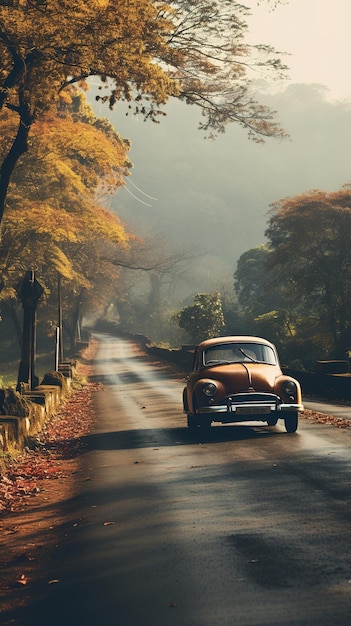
(0, 357, 102, 514)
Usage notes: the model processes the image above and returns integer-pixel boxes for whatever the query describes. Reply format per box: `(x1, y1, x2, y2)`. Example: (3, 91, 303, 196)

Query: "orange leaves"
(266, 188, 351, 254)
(86, 204, 130, 247)
(0, 372, 100, 515)
(303, 409, 351, 429)
(0, 0, 287, 144)
(0, 89, 133, 301)
(263, 186, 351, 356)
(29, 99, 133, 202)
(0, 0, 176, 117)
(15, 574, 28, 587)
(0, 0, 178, 229)
(32, 107, 132, 197)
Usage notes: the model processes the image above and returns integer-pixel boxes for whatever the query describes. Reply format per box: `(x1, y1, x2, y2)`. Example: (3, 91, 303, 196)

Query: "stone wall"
(0, 368, 73, 453)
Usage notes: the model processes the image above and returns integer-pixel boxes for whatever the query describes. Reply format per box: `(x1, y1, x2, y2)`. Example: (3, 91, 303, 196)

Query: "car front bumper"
(195, 403, 303, 415)
(194, 392, 303, 418)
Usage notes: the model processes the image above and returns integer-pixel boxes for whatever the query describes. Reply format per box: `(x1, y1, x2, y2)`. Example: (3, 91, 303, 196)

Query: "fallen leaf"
(16, 574, 28, 586)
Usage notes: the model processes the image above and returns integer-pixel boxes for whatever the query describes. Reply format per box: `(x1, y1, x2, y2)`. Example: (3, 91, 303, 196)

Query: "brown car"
(183, 335, 303, 433)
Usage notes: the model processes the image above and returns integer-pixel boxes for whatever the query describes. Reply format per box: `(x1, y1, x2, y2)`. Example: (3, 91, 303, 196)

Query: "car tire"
(187, 415, 198, 430)
(199, 418, 212, 432)
(284, 412, 298, 433)
(267, 417, 278, 426)
(183, 388, 189, 413)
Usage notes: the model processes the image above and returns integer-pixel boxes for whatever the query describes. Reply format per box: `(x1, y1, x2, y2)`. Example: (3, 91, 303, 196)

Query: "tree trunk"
(0, 48, 36, 225)
(0, 102, 31, 224)
(63, 292, 84, 353)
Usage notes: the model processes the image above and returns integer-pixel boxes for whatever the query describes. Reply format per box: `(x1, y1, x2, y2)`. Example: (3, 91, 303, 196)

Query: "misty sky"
(246, 0, 351, 101)
(89, 1, 351, 295)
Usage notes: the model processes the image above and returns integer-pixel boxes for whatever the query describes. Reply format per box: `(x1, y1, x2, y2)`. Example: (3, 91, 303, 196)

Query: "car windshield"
(203, 343, 276, 366)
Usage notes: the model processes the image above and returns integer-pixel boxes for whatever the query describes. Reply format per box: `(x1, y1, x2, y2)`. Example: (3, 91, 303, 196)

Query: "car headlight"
(202, 382, 217, 396)
(283, 380, 297, 396)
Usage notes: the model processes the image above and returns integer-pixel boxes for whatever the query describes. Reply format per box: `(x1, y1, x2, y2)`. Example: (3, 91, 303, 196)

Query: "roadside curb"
(0, 368, 74, 455)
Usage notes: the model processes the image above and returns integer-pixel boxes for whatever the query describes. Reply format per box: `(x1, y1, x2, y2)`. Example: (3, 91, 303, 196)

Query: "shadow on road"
(83, 423, 286, 452)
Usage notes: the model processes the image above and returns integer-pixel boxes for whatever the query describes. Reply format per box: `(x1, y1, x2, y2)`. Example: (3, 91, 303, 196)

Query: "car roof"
(196, 336, 276, 350)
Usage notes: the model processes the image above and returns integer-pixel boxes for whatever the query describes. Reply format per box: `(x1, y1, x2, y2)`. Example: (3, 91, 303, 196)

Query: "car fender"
(274, 374, 303, 404)
(192, 378, 226, 407)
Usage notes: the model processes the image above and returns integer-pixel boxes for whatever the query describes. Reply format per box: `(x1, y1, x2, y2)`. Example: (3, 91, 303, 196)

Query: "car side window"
(255, 345, 276, 365)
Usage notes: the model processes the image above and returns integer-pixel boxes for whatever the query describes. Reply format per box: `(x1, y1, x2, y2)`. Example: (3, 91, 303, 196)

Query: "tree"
(108, 234, 202, 343)
(173, 292, 225, 343)
(233, 245, 302, 358)
(59, 237, 124, 351)
(164, 0, 288, 138)
(265, 186, 351, 357)
(0, 91, 133, 352)
(234, 245, 284, 319)
(0, 0, 287, 224)
(0, 89, 131, 282)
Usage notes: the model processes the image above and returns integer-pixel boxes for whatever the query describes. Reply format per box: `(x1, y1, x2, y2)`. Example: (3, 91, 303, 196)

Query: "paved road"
(22, 334, 351, 626)
(304, 397, 351, 420)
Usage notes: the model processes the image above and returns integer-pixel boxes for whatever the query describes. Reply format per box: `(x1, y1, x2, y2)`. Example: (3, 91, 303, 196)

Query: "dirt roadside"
(0, 340, 102, 625)
(0, 345, 350, 624)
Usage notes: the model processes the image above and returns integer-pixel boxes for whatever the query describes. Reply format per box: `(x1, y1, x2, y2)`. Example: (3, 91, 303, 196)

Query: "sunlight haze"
(90, 1, 351, 297)
(247, 0, 351, 100)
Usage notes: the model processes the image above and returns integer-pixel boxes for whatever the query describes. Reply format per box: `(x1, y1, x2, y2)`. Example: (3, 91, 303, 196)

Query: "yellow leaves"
(0, 0, 288, 192)
(90, 0, 110, 8)
(46, 247, 76, 282)
(0, 108, 19, 160)
(85, 204, 130, 247)
(30, 102, 132, 199)
(0, 0, 177, 120)
(58, 90, 73, 106)
(0, 286, 17, 302)
(15, 204, 83, 243)
(0, 210, 73, 287)
(0, 87, 133, 298)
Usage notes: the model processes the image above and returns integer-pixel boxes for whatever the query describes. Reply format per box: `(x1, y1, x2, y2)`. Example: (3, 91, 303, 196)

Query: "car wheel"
(183, 388, 189, 413)
(198, 418, 212, 432)
(284, 412, 298, 433)
(267, 417, 278, 426)
(187, 415, 198, 430)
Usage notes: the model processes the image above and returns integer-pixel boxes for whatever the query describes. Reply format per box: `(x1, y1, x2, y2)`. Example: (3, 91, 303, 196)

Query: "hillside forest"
(0, 0, 350, 384)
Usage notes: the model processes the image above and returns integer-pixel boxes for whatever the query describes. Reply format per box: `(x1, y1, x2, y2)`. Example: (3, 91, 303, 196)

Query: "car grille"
(227, 392, 280, 405)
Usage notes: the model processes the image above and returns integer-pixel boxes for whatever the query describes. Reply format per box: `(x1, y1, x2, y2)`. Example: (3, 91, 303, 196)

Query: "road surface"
(24, 334, 351, 625)
(304, 397, 351, 420)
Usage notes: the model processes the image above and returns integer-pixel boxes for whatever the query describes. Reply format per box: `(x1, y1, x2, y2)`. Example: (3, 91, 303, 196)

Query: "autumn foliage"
(234, 187, 351, 364)
(0, 0, 287, 223)
(0, 90, 134, 353)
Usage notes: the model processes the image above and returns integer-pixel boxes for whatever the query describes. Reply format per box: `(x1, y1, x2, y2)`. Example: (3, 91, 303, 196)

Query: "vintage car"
(183, 336, 303, 433)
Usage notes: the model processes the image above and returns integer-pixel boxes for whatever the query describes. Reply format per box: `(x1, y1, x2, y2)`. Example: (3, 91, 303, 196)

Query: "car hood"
(202, 362, 278, 393)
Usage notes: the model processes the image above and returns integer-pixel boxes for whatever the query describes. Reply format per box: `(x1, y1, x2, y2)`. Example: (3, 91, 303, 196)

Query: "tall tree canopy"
(0, 89, 133, 350)
(265, 187, 351, 356)
(0, 0, 287, 223)
(234, 245, 283, 318)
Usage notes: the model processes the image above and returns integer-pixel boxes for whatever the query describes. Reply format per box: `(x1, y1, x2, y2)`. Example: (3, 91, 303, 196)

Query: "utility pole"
(17, 270, 44, 391)
(56, 272, 64, 367)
